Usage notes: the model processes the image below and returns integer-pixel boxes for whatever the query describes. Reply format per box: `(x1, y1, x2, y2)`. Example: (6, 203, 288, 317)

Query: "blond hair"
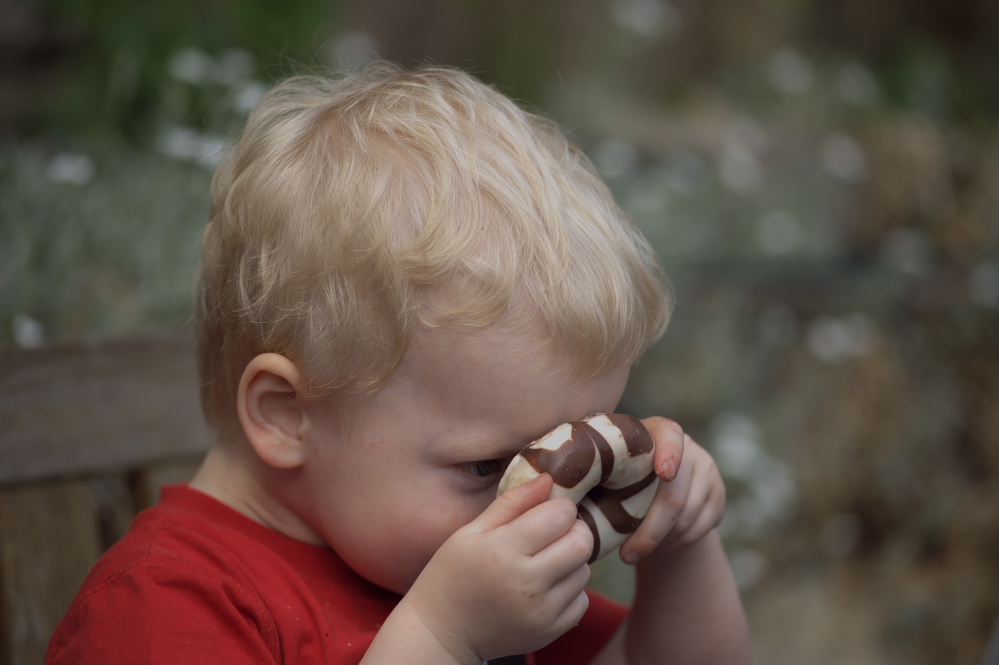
(196, 62, 671, 430)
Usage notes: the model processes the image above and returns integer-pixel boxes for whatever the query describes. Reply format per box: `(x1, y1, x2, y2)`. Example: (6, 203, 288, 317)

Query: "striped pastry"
(498, 413, 658, 563)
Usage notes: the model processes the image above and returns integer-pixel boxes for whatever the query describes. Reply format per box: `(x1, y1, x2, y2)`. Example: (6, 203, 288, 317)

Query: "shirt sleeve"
(45, 558, 280, 665)
(530, 591, 629, 665)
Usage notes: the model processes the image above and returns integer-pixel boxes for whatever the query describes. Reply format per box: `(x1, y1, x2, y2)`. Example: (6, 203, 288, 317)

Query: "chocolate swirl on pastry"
(498, 413, 658, 563)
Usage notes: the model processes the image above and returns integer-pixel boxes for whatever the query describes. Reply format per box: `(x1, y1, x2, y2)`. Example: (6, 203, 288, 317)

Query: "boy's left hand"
(618, 417, 725, 564)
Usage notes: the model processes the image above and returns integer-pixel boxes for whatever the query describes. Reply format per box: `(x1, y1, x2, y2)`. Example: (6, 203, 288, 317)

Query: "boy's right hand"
(401, 474, 593, 664)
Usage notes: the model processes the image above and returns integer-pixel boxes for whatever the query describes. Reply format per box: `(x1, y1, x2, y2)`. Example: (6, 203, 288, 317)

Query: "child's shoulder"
(78, 485, 259, 584)
(45, 485, 282, 664)
(45, 484, 399, 665)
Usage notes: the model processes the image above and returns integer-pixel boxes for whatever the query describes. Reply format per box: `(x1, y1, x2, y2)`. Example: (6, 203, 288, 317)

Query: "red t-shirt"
(46, 485, 627, 665)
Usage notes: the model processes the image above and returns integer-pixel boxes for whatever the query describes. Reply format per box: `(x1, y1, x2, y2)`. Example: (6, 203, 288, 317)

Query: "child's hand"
(401, 474, 593, 664)
(618, 417, 726, 564)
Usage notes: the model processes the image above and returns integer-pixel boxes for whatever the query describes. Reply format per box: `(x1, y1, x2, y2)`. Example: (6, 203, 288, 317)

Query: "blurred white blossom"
(157, 125, 226, 167)
(611, 0, 680, 38)
(881, 228, 932, 276)
(593, 138, 640, 176)
(47, 153, 95, 185)
(729, 548, 768, 589)
(768, 49, 813, 95)
(326, 31, 381, 68)
(628, 172, 671, 215)
(837, 62, 879, 106)
(231, 81, 266, 113)
(756, 210, 802, 255)
(12, 313, 45, 348)
(710, 412, 797, 535)
(819, 132, 867, 183)
(168, 47, 216, 86)
(216, 48, 256, 85)
(752, 461, 797, 522)
(713, 413, 766, 481)
(728, 117, 769, 153)
(169, 46, 256, 87)
(659, 148, 710, 193)
(807, 313, 878, 363)
(719, 143, 762, 193)
(969, 260, 999, 307)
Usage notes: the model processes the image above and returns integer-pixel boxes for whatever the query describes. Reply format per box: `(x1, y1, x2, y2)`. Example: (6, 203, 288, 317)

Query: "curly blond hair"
(196, 62, 671, 431)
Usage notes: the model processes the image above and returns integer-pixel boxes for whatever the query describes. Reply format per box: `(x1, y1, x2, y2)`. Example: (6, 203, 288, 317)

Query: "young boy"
(46, 62, 750, 664)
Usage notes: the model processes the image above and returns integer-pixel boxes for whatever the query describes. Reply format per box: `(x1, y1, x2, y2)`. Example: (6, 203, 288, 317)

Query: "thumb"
(470, 473, 554, 533)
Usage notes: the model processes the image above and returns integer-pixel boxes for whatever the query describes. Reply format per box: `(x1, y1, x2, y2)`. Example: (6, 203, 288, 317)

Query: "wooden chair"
(0, 330, 211, 665)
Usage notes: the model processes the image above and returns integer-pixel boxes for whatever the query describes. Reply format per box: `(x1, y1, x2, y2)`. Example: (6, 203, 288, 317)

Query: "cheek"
(360, 500, 480, 593)
(395, 488, 494, 561)
(396, 491, 488, 550)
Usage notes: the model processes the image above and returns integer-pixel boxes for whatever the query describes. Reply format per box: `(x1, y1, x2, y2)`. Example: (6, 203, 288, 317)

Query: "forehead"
(402, 322, 570, 403)
(378, 322, 630, 454)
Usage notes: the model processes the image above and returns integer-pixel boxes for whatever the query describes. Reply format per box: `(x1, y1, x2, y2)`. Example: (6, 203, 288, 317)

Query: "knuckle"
(662, 490, 687, 514)
(545, 497, 577, 523)
(675, 532, 695, 548)
(661, 418, 684, 437)
(565, 533, 593, 564)
(674, 513, 694, 534)
(573, 532, 593, 560)
(557, 497, 580, 518)
(645, 416, 684, 439)
(690, 438, 706, 458)
(567, 592, 590, 625)
(713, 501, 727, 528)
(629, 531, 659, 556)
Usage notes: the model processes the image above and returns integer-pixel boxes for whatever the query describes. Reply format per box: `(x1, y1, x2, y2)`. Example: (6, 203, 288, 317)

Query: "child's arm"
(591, 418, 751, 665)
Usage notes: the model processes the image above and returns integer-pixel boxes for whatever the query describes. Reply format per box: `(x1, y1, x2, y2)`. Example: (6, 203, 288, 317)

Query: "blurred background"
(1, 0, 997, 663)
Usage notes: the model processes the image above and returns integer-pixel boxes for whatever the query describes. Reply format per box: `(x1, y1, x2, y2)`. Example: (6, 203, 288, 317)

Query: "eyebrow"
(434, 435, 530, 461)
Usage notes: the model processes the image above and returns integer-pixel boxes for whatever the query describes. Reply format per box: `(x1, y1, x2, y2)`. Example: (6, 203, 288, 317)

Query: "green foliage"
(0, 139, 209, 342)
(23, 0, 337, 141)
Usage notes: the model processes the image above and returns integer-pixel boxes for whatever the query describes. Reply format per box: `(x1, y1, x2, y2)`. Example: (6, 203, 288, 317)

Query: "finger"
(618, 458, 693, 562)
(470, 473, 553, 533)
(641, 417, 685, 481)
(506, 497, 581, 555)
(662, 444, 724, 547)
(531, 518, 594, 577)
(547, 562, 591, 612)
(659, 460, 713, 547)
(553, 588, 590, 637)
(662, 510, 723, 552)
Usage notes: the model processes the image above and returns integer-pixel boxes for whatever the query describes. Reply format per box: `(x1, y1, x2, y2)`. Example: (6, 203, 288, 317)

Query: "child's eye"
(458, 459, 507, 478)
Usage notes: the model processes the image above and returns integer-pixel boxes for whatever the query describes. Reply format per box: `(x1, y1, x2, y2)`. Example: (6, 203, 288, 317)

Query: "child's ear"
(237, 353, 309, 469)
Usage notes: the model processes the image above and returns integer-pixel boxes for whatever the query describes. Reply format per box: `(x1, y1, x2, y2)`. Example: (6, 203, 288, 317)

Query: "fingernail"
(659, 460, 677, 481)
(505, 474, 546, 495)
(524, 473, 551, 489)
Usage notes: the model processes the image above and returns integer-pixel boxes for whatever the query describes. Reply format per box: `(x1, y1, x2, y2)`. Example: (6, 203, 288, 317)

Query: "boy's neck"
(189, 444, 327, 546)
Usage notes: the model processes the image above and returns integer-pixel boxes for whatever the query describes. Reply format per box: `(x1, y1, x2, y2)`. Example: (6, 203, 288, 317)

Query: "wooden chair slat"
(0, 331, 212, 486)
(0, 480, 102, 665)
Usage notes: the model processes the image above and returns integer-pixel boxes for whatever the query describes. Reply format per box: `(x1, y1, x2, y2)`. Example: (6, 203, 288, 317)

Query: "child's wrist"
(369, 596, 479, 665)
